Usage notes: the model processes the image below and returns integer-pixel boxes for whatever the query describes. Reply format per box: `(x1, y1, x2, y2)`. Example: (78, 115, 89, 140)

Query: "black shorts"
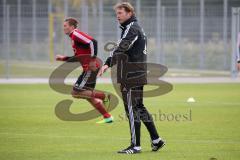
(73, 69, 99, 91)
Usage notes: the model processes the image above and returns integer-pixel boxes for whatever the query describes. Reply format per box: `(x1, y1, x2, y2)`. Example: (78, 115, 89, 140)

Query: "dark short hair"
(64, 17, 78, 28)
(114, 2, 135, 16)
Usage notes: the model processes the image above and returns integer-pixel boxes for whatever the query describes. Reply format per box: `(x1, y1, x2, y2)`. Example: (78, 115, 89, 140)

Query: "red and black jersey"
(68, 29, 99, 71)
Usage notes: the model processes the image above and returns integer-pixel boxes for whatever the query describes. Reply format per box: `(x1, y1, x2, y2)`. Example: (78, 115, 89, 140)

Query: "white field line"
(0, 77, 239, 84)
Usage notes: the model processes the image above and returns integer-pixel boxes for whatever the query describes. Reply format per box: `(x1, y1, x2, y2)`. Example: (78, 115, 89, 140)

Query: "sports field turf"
(0, 83, 239, 160)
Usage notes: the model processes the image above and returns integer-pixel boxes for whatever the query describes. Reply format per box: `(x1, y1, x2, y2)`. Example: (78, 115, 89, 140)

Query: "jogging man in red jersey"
(56, 17, 113, 124)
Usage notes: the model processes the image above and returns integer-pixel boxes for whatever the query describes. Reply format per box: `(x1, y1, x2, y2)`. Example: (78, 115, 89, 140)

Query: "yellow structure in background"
(48, 13, 65, 63)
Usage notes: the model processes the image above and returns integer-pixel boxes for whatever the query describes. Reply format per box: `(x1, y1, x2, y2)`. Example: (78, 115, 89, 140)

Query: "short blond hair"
(114, 2, 135, 16)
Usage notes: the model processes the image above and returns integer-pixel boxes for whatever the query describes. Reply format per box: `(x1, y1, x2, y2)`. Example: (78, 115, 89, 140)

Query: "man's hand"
(56, 54, 67, 61)
(97, 65, 109, 77)
(237, 62, 240, 71)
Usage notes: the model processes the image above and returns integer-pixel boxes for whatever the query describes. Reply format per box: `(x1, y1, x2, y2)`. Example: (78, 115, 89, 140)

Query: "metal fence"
(0, 0, 240, 78)
(231, 7, 240, 78)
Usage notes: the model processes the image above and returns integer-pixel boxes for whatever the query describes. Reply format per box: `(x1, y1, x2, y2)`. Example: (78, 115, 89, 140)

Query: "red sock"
(93, 101, 111, 118)
(91, 91, 105, 100)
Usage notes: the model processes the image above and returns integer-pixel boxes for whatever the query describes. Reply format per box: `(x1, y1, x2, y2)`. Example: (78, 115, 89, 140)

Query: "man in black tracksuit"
(98, 2, 165, 154)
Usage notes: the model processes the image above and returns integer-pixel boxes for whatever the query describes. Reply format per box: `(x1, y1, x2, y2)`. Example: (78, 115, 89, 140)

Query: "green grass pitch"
(0, 83, 240, 160)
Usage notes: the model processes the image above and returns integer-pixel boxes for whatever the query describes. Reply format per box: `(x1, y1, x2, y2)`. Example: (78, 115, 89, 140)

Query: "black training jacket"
(105, 16, 147, 86)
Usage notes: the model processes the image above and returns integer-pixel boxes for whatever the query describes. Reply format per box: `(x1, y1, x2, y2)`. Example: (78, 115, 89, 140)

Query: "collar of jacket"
(119, 16, 137, 29)
(68, 29, 77, 37)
